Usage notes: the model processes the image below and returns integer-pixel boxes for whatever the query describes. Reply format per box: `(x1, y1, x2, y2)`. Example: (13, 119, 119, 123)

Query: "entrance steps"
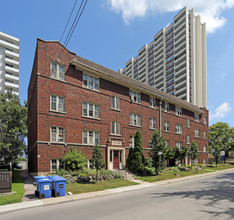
(115, 170, 135, 180)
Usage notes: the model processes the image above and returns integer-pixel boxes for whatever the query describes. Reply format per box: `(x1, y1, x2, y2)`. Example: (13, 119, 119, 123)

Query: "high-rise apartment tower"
(119, 7, 207, 108)
(0, 31, 19, 96)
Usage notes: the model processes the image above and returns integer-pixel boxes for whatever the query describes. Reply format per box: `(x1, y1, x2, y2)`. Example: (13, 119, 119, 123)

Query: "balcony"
(5, 81, 19, 89)
(5, 73, 19, 82)
(0, 39, 19, 53)
(5, 50, 19, 60)
(5, 57, 19, 67)
(5, 65, 19, 74)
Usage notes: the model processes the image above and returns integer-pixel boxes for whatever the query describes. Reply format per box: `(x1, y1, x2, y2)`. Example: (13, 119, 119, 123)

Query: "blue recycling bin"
(38, 178, 53, 199)
(48, 175, 67, 197)
(34, 176, 47, 197)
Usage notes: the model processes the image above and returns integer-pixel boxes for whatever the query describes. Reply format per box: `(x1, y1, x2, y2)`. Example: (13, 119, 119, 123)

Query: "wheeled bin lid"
(38, 178, 53, 183)
(34, 176, 47, 181)
(48, 175, 67, 182)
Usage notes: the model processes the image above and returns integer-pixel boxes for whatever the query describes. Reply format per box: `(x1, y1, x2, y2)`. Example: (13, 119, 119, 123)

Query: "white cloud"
(209, 102, 232, 121)
(108, 0, 234, 33)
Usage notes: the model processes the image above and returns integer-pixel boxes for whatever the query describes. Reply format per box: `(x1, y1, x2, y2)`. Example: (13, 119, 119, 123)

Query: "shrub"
(143, 167, 156, 176)
(62, 148, 88, 171)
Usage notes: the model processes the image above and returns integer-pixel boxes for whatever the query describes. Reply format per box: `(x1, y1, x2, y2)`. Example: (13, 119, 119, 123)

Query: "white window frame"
(186, 135, 191, 144)
(50, 95, 65, 112)
(203, 117, 207, 125)
(82, 130, 99, 145)
(203, 145, 207, 152)
(51, 159, 64, 172)
(129, 90, 141, 103)
(195, 129, 200, 138)
(194, 113, 200, 122)
(203, 131, 207, 139)
(150, 97, 156, 108)
(51, 61, 65, 81)
(164, 102, 169, 112)
(83, 73, 99, 91)
(111, 96, 120, 110)
(111, 121, 120, 135)
(175, 106, 182, 116)
(82, 102, 100, 119)
(175, 124, 182, 134)
(176, 142, 182, 150)
(129, 136, 135, 148)
(166, 140, 170, 148)
(50, 126, 65, 143)
(186, 118, 191, 128)
(164, 121, 170, 132)
(150, 118, 156, 129)
(129, 113, 141, 126)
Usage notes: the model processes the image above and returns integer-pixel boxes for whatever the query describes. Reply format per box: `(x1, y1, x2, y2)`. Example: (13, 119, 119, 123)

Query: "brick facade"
(28, 39, 209, 175)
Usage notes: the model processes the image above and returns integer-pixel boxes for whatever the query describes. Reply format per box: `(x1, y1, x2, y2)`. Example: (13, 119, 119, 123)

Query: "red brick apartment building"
(28, 39, 209, 175)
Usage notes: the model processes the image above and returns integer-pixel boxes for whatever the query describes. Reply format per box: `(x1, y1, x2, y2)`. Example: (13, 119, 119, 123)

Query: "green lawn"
(66, 179, 139, 194)
(0, 170, 24, 206)
(137, 164, 234, 183)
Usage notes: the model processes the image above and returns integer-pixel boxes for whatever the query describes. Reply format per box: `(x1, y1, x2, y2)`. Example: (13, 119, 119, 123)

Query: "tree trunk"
(96, 169, 98, 182)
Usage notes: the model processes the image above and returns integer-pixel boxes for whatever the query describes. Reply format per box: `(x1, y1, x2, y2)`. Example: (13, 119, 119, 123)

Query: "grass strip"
(0, 170, 24, 206)
(67, 179, 139, 194)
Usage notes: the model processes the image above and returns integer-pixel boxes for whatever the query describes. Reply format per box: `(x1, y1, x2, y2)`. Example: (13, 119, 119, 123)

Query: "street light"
(158, 151, 163, 175)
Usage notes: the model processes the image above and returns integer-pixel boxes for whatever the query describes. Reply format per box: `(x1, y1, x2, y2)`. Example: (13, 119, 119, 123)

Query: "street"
(1, 171, 234, 220)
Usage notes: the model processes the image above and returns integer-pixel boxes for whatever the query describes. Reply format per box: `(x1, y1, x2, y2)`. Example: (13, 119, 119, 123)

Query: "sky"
(0, 0, 233, 127)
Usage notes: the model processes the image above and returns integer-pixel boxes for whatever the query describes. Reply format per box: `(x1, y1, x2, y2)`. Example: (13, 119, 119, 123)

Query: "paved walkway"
(20, 170, 37, 201)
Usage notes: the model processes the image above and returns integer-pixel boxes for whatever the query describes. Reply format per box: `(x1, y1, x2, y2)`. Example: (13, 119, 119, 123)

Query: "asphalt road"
(1, 171, 234, 220)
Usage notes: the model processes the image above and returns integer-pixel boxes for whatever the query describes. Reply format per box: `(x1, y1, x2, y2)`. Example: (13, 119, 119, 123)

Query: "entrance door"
(113, 151, 119, 169)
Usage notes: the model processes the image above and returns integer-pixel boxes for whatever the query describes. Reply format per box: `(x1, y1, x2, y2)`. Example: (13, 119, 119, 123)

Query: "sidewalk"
(1, 168, 234, 214)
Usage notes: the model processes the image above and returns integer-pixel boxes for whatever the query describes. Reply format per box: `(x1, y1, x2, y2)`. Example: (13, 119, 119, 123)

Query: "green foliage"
(149, 130, 167, 175)
(126, 130, 145, 174)
(62, 148, 88, 171)
(173, 146, 188, 166)
(209, 122, 234, 161)
(91, 145, 105, 181)
(0, 93, 27, 168)
(188, 141, 199, 165)
(142, 157, 156, 176)
(211, 145, 221, 167)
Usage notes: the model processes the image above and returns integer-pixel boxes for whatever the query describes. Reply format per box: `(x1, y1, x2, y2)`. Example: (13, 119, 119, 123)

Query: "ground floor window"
(51, 159, 63, 172)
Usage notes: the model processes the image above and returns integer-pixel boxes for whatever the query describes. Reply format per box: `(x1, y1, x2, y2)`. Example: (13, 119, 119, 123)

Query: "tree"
(188, 141, 199, 166)
(209, 122, 234, 161)
(126, 130, 145, 174)
(91, 144, 105, 182)
(0, 93, 27, 169)
(211, 145, 221, 167)
(62, 148, 87, 171)
(149, 130, 167, 175)
(173, 146, 188, 166)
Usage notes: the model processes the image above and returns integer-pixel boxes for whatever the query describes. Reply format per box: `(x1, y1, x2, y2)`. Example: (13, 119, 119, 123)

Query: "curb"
(1, 168, 234, 214)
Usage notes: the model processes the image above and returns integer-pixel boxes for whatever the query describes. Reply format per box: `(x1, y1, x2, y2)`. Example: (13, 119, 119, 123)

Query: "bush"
(143, 167, 156, 176)
(62, 148, 88, 171)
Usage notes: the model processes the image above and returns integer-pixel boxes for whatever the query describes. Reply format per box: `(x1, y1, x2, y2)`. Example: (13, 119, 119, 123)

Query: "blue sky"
(0, 0, 233, 127)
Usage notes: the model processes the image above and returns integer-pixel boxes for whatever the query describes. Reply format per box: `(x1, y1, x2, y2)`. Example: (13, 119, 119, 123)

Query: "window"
(203, 131, 207, 139)
(166, 140, 170, 148)
(83, 130, 99, 145)
(186, 135, 191, 144)
(164, 121, 170, 132)
(203, 145, 207, 152)
(164, 102, 169, 112)
(51, 159, 64, 172)
(203, 117, 207, 125)
(82, 102, 99, 119)
(129, 113, 141, 126)
(111, 122, 120, 135)
(111, 96, 120, 110)
(51, 62, 65, 80)
(175, 106, 182, 116)
(195, 129, 200, 137)
(203, 159, 206, 165)
(83, 74, 99, 90)
(186, 118, 191, 128)
(129, 90, 141, 103)
(194, 113, 200, 122)
(176, 142, 182, 150)
(175, 124, 182, 134)
(50, 95, 65, 112)
(129, 136, 135, 148)
(150, 97, 156, 108)
(51, 126, 65, 143)
(150, 118, 156, 129)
